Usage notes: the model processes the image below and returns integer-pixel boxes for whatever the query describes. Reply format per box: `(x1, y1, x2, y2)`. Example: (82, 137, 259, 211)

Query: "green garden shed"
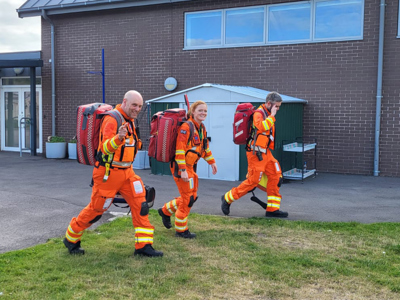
(146, 83, 307, 181)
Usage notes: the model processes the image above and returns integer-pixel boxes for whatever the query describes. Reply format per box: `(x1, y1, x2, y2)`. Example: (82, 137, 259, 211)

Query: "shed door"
(196, 103, 239, 181)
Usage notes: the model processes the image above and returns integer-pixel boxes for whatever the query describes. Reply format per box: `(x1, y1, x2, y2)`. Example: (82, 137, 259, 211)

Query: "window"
(185, 11, 222, 47)
(225, 7, 265, 45)
(268, 2, 311, 43)
(315, 0, 363, 40)
(184, 0, 364, 50)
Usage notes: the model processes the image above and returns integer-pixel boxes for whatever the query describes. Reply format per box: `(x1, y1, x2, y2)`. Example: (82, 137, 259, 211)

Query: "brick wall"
(40, 0, 400, 177)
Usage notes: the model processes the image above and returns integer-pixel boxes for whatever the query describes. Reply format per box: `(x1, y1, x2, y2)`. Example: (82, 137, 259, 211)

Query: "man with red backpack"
(63, 90, 163, 257)
(221, 91, 288, 218)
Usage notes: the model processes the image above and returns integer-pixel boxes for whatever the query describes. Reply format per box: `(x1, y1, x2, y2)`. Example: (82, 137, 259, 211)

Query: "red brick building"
(13, 0, 400, 177)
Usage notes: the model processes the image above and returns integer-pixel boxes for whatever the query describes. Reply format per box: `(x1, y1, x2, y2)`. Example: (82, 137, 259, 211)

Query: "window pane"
(225, 7, 264, 45)
(315, 0, 363, 39)
(268, 3, 311, 42)
(186, 11, 222, 47)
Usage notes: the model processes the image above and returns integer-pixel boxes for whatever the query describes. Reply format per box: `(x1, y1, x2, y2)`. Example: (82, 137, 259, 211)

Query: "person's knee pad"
(140, 201, 149, 216)
(89, 215, 102, 224)
(145, 185, 155, 208)
(188, 195, 198, 208)
(277, 176, 283, 188)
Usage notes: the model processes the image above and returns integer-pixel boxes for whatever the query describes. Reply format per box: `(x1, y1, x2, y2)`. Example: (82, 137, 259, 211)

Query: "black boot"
(158, 208, 172, 229)
(134, 244, 163, 257)
(265, 210, 289, 218)
(63, 238, 85, 255)
(221, 195, 231, 216)
(175, 230, 196, 239)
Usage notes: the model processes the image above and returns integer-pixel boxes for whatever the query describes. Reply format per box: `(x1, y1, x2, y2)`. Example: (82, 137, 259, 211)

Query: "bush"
(47, 136, 66, 143)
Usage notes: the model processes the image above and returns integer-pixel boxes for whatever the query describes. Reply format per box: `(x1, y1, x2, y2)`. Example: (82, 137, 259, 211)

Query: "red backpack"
(233, 103, 256, 145)
(148, 108, 194, 163)
(76, 103, 124, 165)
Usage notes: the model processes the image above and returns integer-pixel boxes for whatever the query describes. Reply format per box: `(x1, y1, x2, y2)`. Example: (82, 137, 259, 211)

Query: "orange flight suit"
(65, 105, 155, 250)
(160, 117, 215, 232)
(223, 104, 283, 212)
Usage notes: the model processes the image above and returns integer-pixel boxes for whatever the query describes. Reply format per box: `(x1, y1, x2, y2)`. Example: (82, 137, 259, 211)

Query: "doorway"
(1, 87, 42, 153)
(196, 103, 239, 181)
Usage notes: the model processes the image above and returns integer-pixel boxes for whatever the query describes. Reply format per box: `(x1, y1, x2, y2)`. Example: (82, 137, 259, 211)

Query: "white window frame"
(184, 0, 364, 50)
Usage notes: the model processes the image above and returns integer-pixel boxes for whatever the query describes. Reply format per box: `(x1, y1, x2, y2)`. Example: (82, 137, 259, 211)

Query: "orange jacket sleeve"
(253, 108, 275, 133)
(99, 116, 125, 156)
(201, 132, 215, 165)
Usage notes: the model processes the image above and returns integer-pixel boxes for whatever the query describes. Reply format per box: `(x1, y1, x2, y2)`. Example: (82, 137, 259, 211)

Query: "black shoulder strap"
(185, 120, 195, 145)
(103, 109, 125, 130)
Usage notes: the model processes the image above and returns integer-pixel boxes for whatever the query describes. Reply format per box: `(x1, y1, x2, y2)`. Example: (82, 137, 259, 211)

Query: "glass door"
(1, 87, 42, 153)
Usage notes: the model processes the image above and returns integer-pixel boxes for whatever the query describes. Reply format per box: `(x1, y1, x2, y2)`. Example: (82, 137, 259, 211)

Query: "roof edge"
(18, 0, 193, 18)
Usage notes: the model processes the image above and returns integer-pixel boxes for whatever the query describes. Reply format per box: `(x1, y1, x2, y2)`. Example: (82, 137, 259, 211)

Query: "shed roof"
(18, 0, 193, 18)
(146, 83, 308, 104)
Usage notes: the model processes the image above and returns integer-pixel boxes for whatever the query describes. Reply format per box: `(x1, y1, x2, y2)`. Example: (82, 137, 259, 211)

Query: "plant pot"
(46, 142, 67, 159)
(68, 143, 77, 160)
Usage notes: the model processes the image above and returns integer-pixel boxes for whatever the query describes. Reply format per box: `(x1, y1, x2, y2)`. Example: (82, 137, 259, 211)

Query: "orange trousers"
(161, 164, 198, 232)
(225, 150, 282, 212)
(65, 165, 154, 250)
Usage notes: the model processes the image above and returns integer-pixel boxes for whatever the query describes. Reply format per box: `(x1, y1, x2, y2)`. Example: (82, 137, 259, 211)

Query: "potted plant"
(68, 136, 77, 160)
(45, 136, 67, 159)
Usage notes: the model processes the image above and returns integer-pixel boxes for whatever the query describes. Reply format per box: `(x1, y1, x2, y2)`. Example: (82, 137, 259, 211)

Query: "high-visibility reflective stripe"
(189, 178, 194, 189)
(67, 225, 83, 235)
(135, 227, 154, 235)
(176, 150, 185, 155)
(267, 203, 280, 209)
(262, 118, 273, 131)
(268, 196, 281, 201)
(224, 191, 235, 204)
(166, 199, 178, 214)
(175, 159, 185, 164)
(250, 145, 267, 153)
(112, 161, 132, 167)
(65, 234, 80, 243)
(103, 139, 113, 155)
(65, 226, 83, 243)
(175, 224, 188, 231)
(110, 137, 118, 150)
(175, 216, 188, 224)
(205, 155, 214, 161)
(135, 237, 153, 243)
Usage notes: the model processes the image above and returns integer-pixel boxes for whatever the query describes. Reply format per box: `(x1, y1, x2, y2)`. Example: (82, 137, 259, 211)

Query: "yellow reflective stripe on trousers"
(166, 199, 177, 214)
(135, 227, 154, 235)
(135, 237, 154, 243)
(175, 216, 188, 231)
(224, 190, 235, 204)
(175, 150, 185, 155)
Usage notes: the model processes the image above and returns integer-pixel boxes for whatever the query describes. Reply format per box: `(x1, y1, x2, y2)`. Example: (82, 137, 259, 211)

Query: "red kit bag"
(233, 103, 255, 145)
(148, 108, 193, 163)
(76, 103, 124, 165)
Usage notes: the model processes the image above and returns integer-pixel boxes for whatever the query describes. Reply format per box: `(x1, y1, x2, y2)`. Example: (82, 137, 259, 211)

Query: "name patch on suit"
(180, 129, 187, 134)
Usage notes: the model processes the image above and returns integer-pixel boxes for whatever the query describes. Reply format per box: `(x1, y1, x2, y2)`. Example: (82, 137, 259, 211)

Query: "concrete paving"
(1, 151, 400, 253)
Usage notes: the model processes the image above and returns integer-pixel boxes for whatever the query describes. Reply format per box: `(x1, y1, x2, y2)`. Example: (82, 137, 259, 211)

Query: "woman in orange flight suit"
(158, 100, 217, 238)
(64, 90, 163, 257)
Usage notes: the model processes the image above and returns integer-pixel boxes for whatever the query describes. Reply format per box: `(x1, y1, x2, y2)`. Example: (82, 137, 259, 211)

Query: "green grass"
(1, 210, 400, 299)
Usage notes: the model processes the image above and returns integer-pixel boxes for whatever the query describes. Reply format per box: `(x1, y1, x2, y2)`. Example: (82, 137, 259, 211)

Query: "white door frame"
(0, 85, 42, 153)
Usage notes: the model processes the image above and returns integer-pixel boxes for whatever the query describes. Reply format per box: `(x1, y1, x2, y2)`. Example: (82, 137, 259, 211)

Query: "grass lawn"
(1, 210, 400, 300)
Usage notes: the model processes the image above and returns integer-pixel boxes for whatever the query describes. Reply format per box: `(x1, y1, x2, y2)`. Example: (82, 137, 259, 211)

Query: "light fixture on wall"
(164, 77, 178, 91)
(13, 67, 25, 75)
